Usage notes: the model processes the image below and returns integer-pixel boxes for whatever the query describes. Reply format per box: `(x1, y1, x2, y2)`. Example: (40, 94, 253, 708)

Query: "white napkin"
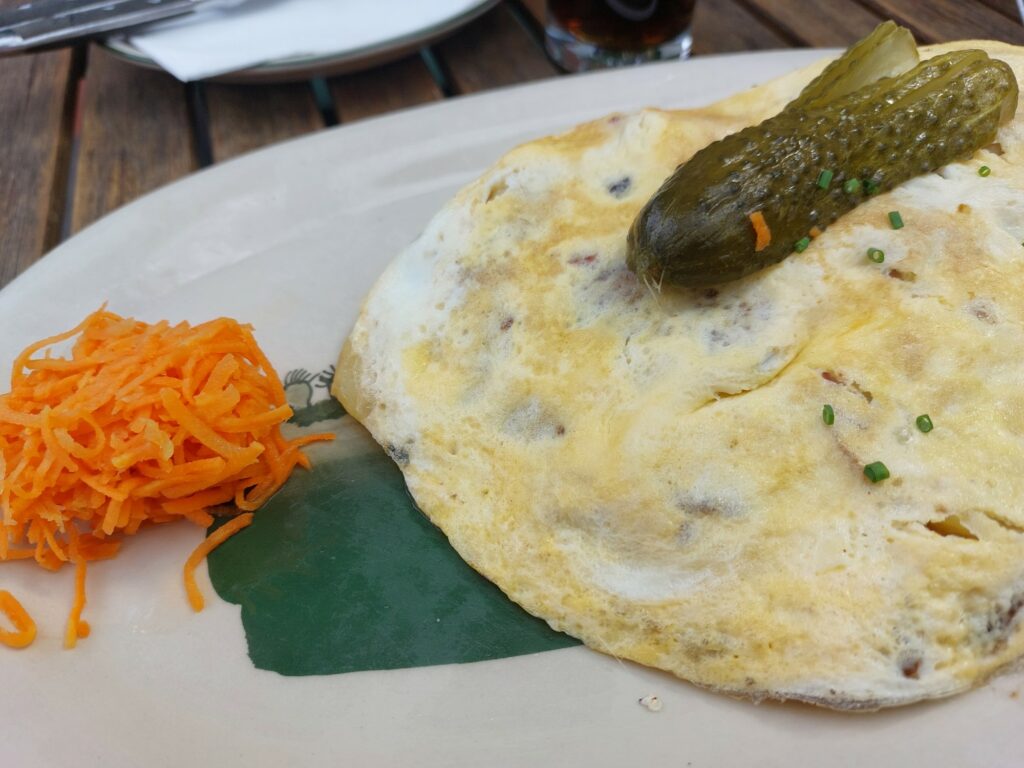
(127, 0, 488, 82)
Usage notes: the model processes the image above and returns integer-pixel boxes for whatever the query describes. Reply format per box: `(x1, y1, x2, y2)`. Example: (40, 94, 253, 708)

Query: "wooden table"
(2, 0, 1023, 292)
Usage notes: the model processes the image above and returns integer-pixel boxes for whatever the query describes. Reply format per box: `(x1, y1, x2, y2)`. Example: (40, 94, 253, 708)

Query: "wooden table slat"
(434, 3, 559, 94)
(739, 0, 884, 48)
(855, 0, 1024, 45)
(0, 51, 75, 290)
(71, 47, 197, 235)
(976, 0, 1024, 22)
(330, 54, 443, 124)
(518, 0, 545, 26)
(691, 0, 790, 55)
(204, 81, 324, 163)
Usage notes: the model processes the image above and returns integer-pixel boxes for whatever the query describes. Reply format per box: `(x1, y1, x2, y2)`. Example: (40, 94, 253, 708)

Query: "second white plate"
(105, 0, 499, 82)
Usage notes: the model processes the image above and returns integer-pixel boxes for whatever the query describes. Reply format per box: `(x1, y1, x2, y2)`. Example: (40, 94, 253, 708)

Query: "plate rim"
(1, 48, 834, 305)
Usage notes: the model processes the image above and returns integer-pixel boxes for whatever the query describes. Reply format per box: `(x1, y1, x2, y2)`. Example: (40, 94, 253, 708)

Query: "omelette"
(333, 42, 1024, 710)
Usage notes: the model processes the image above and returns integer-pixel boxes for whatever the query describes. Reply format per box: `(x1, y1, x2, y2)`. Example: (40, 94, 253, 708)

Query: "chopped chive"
(863, 461, 890, 483)
(864, 179, 880, 195)
(867, 247, 885, 263)
(817, 169, 834, 189)
(843, 178, 861, 194)
(916, 414, 933, 433)
(978, 165, 991, 177)
(794, 236, 811, 253)
(888, 211, 904, 230)
(822, 404, 835, 426)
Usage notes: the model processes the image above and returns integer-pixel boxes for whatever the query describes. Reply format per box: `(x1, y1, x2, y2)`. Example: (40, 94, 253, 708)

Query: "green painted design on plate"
(283, 365, 344, 426)
(290, 397, 345, 427)
(207, 404, 578, 676)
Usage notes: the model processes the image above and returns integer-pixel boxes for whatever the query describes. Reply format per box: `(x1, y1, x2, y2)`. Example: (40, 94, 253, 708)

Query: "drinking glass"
(545, 0, 697, 72)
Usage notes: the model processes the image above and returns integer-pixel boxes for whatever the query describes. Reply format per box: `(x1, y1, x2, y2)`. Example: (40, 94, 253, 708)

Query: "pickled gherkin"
(788, 21, 918, 112)
(626, 39, 1019, 289)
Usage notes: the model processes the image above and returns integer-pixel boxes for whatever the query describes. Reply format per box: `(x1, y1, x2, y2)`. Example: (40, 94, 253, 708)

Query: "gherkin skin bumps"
(788, 20, 918, 111)
(627, 49, 1019, 288)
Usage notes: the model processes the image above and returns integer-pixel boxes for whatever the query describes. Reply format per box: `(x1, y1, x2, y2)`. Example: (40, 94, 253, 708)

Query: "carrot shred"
(749, 211, 772, 252)
(184, 512, 254, 612)
(1, 548, 36, 560)
(64, 558, 87, 649)
(0, 590, 37, 649)
(0, 308, 335, 647)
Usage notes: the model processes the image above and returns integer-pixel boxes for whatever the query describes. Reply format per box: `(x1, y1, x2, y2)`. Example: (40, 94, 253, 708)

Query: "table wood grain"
(205, 81, 324, 163)
(71, 47, 198, 235)
(330, 56, 443, 124)
(436, 3, 559, 93)
(0, 49, 75, 286)
(691, 0, 790, 54)
(740, 0, 884, 47)
(1, 0, 1023, 293)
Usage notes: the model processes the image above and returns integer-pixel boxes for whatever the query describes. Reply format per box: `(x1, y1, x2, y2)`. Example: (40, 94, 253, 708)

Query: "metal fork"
(0, 0, 214, 54)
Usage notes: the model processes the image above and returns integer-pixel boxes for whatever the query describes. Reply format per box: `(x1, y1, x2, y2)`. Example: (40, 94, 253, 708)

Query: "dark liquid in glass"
(548, 0, 696, 51)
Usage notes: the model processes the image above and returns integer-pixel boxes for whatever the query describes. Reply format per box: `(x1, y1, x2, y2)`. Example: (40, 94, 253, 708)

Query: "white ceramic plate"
(1, 50, 1021, 767)
(104, 0, 499, 82)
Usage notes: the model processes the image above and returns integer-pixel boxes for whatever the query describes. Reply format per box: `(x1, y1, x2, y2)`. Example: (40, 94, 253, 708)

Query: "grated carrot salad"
(0, 308, 332, 648)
